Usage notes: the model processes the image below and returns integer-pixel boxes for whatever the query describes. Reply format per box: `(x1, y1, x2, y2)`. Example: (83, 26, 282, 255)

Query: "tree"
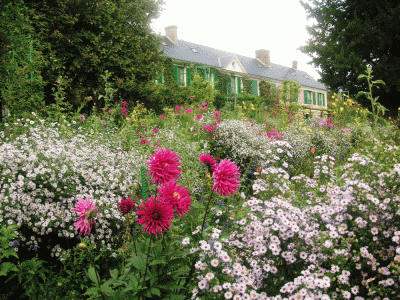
(14, 0, 165, 112)
(300, 0, 400, 115)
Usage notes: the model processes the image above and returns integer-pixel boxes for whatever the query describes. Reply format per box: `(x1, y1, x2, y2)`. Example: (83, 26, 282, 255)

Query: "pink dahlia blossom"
(146, 148, 182, 185)
(71, 198, 98, 236)
(118, 196, 135, 215)
(212, 159, 241, 196)
(199, 154, 217, 172)
(157, 180, 191, 217)
(136, 196, 175, 235)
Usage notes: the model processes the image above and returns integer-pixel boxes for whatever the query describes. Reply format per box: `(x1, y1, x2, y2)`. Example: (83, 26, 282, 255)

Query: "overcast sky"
(150, 0, 320, 80)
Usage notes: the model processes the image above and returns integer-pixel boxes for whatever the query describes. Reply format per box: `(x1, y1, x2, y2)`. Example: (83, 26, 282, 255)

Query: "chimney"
(292, 60, 298, 70)
(255, 49, 271, 67)
(165, 25, 178, 44)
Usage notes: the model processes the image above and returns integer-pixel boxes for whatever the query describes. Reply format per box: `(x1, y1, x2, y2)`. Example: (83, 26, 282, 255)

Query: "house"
(159, 25, 327, 114)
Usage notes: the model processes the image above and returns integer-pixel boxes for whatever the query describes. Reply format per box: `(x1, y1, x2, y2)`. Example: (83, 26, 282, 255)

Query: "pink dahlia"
(118, 196, 135, 215)
(146, 148, 182, 185)
(212, 159, 241, 196)
(71, 198, 98, 236)
(199, 154, 217, 172)
(158, 180, 191, 217)
(136, 196, 174, 235)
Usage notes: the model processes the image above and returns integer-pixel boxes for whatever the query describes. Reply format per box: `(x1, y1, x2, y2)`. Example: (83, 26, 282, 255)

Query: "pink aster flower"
(118, 196, 135, 215)
(175, 105, 181, 111)
(158, 180, 191, 217)
(153, 126, 158, 133)
(160, 114, 165, 119)
(122, 101, 128, 106)
(197, 114, 202, 120)
(122, 107, 127, 113)
(202, 101, 207, 106)
(212, 159, 241, 196)
(185, 108, 193, 113)
(199, 154, 217, 172)
(136, 196, 175, 235)
(71, 198, 98, 236)
(146, 148, 182, 185)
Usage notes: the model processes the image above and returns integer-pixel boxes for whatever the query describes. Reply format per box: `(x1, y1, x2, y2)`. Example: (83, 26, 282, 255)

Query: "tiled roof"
(162, 37, 326, 91)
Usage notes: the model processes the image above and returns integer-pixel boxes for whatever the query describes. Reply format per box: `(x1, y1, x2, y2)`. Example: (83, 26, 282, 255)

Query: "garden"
(1, 69, 400, 300)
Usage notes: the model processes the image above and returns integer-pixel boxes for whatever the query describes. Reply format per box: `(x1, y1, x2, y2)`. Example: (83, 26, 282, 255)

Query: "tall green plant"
(356, 66, 387, 125)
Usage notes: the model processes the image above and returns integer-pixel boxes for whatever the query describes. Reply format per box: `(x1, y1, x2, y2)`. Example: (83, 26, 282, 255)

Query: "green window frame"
(304, 90, 312, 105)
(312, 92, 316, 105)
(186, 67, 191, 87)
(237, 77, 241, 94)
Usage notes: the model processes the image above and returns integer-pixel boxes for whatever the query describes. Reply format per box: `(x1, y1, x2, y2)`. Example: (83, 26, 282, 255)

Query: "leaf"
(129, 253, 147, 270)
(110, 268, 118, 279)
(149, 259, 167, 266)
(372, 79, 385, 85)
(0, 262, 18, 276)
(151, 287, 161, 296)
(87, 266, 99, 285)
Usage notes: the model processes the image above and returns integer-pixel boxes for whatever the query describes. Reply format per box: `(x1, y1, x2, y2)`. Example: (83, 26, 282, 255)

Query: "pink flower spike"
(71, 198, 98, 236)
(136, 196, 174, 235)
(212, 159, 241, 196)
(157, 180, 191, 217)
(146, 148, 182, 185)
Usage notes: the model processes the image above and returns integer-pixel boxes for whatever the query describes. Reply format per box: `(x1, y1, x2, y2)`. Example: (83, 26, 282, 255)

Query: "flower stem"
(141, 236, 153, 289)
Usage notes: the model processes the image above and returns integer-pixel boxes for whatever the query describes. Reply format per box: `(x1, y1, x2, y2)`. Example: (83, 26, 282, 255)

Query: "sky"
(150, 0, 321, 80)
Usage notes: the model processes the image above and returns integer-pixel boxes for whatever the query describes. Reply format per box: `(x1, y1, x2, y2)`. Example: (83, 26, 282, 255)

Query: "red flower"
(136, 196, 174, 235)
(212, 159, 241, 196)
(118, 196, 134, 215)
(158, 180, 191, 217)
(199, 154, 217, 172)
(146, 148, 182, 185)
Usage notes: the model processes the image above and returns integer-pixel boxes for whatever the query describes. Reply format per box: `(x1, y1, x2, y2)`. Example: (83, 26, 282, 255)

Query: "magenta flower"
(212, 159, 241, 196)
(158, 180, 191, 217)
(197, 114, 202, 120)
(136, 196, 175, 235)
(175, 106, 181, 111)
(153, 126, 158, 133)
(141, 140, 150, 144)
(124, 113, 128, 117)
(185, 108, 192, 113)
(122, 107, 127, 113)
(122, 101, 128, 106)
(160, 114, 165, 119)
(71, 198, 98, 236)
(202, 101, 207, 106)
(199, 154, 217, 172)
(118, 196, 135, 215)
(146, 148, 182, 185)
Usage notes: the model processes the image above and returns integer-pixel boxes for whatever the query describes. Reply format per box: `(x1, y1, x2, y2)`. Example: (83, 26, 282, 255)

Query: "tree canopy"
(1, 0, 165, 116)
(300, 0, 400, 115)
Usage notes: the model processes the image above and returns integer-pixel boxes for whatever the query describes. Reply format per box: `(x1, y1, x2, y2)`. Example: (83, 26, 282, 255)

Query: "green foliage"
(0, 1, 46, 120)
(300, 0, 400, 115)
(189, 73, 217, 107)
(279, 79, 301, 104)
(0, 225, 19, 277)
(259, 80, 278, 105)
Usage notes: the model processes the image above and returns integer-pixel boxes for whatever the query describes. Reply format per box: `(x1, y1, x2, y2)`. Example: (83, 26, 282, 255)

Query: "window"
(318, 93, 325, 107)
(304, 90, 312, 105)
(178, 66, 186, 85)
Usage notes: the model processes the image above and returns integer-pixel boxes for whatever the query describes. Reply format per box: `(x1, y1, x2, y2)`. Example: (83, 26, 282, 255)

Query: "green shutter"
(237, 77, 241, 94)
(186, 67, 191, 87)
(304, 90, 308, 104)
(157, 73, 163, 84)
(214, 73, 218, 90)
(251, 80, 258, 96)
(173, 64, 178, 83)
(323, 94, 325, 107)
(313, 92, 316, 105)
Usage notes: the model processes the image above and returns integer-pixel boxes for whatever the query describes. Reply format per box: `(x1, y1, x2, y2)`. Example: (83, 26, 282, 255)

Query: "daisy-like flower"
(136, 196, 174, 235)
(199, 154, 218, 172)
(212, 159, 241, 196)
(118, 196, 134, 215)
(71, 197, 98, 236)
(157, 180, 191, 217)
(146, 148, 182, 185)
